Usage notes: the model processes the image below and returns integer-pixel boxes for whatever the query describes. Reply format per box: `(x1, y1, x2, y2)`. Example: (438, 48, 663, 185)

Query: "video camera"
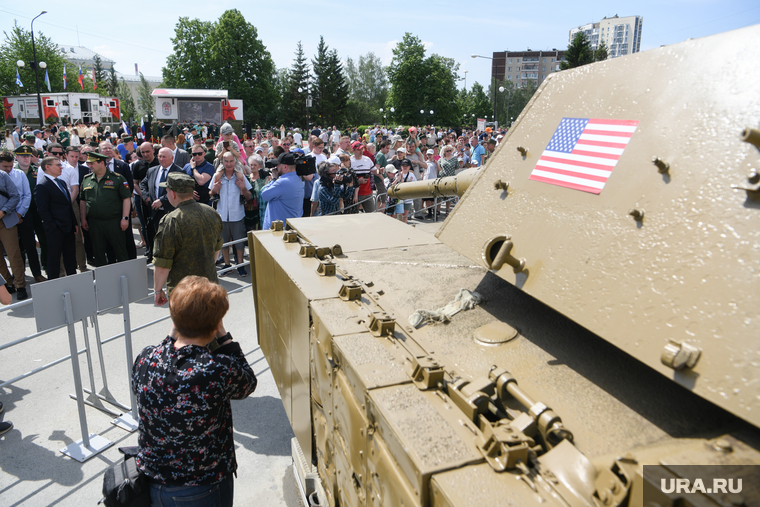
(264, 152, 316, 177)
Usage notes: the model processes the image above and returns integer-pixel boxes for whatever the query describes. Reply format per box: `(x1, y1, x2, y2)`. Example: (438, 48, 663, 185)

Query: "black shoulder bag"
(99, 446, 150, 506)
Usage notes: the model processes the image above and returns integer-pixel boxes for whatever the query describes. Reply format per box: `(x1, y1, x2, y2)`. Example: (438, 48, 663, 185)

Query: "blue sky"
(1, 1, 758, 92)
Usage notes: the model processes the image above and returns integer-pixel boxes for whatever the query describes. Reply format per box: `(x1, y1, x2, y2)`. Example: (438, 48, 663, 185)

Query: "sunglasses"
(192, 152, 205, 156)
(51, 152, 64, 156)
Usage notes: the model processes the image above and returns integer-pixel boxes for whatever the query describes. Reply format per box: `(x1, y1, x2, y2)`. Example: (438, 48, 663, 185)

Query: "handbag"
(99, 446, 151, 506)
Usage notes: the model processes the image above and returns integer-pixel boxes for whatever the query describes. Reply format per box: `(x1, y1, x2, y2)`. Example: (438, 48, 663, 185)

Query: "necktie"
(55, 178, 70, 202)
(158, 168, 167, 198)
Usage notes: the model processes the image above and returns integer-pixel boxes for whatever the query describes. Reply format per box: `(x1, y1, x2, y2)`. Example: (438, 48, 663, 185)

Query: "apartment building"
(491, 49, 566, 88)
(569, 14, 644, 58)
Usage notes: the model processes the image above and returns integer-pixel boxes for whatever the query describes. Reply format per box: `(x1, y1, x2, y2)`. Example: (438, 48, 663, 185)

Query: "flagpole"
(30, 11, 48, 129)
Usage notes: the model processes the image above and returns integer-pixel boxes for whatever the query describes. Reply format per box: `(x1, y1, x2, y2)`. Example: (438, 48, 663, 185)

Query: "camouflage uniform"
(153, 199, 224, 295)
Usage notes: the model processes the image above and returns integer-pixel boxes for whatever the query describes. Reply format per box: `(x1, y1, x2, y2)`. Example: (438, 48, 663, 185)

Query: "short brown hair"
(169, 276, 229, 338)
(40, 156, 58, 173)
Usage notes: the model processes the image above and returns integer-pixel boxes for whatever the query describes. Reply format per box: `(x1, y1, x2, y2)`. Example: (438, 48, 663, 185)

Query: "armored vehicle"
(249, 24, 760, 507)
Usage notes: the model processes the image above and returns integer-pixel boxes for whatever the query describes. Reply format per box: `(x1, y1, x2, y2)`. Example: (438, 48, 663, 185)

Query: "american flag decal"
(529, 118, 639, 194)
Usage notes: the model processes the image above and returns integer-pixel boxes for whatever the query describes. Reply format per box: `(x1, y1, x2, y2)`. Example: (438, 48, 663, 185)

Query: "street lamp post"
(472, 54, 497, 126)
(498, 85, 512, 129)
(298, 86, 312, 131)
(380, 108, 386, 125)
(18, 11, 48, 128)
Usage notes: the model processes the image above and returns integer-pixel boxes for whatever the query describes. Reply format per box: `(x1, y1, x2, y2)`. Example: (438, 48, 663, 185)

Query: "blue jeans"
(149, 475, 233, 507)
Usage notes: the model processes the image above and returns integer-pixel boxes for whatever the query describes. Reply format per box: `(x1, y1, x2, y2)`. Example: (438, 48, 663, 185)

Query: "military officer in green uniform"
(79, 151, 131, 266)
(152, 172, 223, 306)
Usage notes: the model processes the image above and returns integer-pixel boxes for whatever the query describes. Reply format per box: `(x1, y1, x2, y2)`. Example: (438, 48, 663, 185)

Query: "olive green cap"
(87, 151, 109, 164)
(14, 145, 35, 156)
(159, 172, 195, 193)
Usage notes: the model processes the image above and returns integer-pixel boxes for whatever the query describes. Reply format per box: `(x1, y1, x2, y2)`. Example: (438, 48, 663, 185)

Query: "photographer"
(210, 152, 252, 278)
(317, 160, 354, 216)
(133, 275, 256, 506)
(260, 151, 304, 230)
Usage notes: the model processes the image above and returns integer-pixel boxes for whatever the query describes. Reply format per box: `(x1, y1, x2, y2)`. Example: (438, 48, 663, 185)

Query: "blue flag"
(16, 70, 23, 87)
(44, 69, 51, 92)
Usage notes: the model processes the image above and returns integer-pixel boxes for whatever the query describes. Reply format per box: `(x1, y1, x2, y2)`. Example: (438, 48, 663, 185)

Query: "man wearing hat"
(79, 151, 131, 266)
(203, 139, 216, 166)
(32, 130, 45, 152)
(117, 136, 136, 160)
(151, 172, 223, 306)
(139, 148, 185, 262)
(22, 133, 41, 165)
(350, 141, 376, 213)
(260, 151, 304, 230)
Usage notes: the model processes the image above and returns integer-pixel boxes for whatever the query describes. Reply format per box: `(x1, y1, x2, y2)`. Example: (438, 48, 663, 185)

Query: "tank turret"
(249, 24, 760, 507)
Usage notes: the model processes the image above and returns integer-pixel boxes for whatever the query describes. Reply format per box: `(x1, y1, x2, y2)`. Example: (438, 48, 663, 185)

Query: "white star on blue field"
(546, 118, 589, 153)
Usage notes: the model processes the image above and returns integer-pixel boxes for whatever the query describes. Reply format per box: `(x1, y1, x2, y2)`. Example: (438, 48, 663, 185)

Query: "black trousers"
(45, 226, 76, 279)
(145, 210, 167, 262)
(17, 217, 43, 277)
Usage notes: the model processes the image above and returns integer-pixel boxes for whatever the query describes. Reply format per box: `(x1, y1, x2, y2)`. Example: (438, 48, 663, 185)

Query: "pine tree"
(283, 41, 311, 129)
(117, 78, 136, 122)
(594, 40, 609, 62)
(107, 65, 118, 96)
(311, 36, 330, 129)
(93, 54, 107, 95)
(137, 72, 154, 118)
(561, 33, 594, 70)
(325, 48, 348, 126)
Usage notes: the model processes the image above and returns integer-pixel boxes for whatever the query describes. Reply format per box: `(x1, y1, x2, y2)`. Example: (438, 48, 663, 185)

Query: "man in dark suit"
(99, 141, 137, 260)
(139, 148, 184, 262)
(161, 134, 190, 169)
(34, 156, 77, 279)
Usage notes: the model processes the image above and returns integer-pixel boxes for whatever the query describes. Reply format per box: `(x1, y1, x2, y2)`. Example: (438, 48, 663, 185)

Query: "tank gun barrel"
(387, 169, 477, 199)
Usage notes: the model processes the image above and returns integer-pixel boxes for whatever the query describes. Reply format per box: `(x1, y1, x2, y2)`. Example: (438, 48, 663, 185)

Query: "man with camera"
(350, 141, 376, 213)
(317, 160, 354, 216)
(260, 151, 304, 230)
(210, 152, 251, 277)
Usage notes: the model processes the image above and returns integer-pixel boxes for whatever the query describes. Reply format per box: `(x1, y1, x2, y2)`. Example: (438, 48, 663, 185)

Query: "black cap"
(265, 151, 298, 168)
(400, 159, 412, 166)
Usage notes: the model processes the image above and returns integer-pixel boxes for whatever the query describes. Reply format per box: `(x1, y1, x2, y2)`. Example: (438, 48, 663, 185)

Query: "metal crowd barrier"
(0, 235, 253, 390)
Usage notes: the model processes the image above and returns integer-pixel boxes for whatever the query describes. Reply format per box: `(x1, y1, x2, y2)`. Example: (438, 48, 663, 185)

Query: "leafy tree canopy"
(162, 10, 277, 125)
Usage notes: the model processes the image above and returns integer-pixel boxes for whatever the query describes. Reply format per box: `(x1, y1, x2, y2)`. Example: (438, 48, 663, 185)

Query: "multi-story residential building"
(491, 49, 566, 88)
(569, 15, 644, 58)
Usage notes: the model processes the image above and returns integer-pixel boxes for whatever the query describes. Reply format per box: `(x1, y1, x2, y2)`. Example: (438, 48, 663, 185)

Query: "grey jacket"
(0, 170, 20, 228)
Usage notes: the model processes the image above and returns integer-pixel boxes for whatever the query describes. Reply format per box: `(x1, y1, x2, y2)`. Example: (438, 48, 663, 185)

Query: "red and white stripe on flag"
(529, 118, 638, 194)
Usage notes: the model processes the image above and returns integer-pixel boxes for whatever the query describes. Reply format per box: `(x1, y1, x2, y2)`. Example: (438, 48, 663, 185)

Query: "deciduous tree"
(386, 33, 460, 127)
(161, 10, 277, 126)
(0, 21, 67, 114)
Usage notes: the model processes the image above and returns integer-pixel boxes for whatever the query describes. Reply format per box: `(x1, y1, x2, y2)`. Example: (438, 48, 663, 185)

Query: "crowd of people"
(0, 120, 506, 300)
